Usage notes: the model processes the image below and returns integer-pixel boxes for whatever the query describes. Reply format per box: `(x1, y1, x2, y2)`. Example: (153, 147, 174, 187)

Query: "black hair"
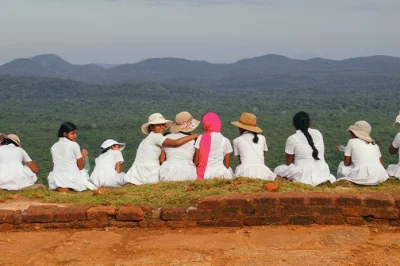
(239, 128, 259, 144)
(57, 122, 77, 138)
(4, 139, 20, 147)
(101, 147, 111, 154)
(292, 111, 320, 160)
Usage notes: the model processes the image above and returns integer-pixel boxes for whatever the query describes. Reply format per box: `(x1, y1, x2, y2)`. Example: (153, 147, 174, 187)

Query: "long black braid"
(292, 111, 320, 160)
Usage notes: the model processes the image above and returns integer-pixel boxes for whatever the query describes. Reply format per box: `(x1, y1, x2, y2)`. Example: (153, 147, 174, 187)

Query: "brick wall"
(1, 192, 400, 230)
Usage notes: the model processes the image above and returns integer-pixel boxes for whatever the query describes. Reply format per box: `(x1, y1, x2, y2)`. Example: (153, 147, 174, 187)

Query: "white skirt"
(274, 161, 335, 186)
(337, 161, 389, 185)
(48, 169, 97, 191)
(203, 164, 234, 179)
(90, 167, 126, 188)
(159, 160, 197, 182)
(0, 164, 37, 190)
(387, 164, 400, 178)
(124, 162, 160, 185)
(234, 164, 276, 180)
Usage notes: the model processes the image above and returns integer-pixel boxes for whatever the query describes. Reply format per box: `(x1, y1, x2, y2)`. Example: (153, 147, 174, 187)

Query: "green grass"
(1, 178, 400, 208)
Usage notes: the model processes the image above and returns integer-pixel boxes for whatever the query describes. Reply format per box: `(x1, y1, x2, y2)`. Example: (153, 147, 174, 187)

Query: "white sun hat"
(345, 120, 373, 142)
(101, 139, 126, 151)
(141, 113, 172, 135)
(393, 111, 400, 127)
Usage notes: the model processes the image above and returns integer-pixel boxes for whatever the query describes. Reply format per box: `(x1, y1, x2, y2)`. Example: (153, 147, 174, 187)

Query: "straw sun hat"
(345, 120, 373, 142)
(170, 111, 200, 133)
(231, 112, 262, 133)
(141, 113, 172, 135)
(101, 139, 126, 151)
(7, 134, 22, 147)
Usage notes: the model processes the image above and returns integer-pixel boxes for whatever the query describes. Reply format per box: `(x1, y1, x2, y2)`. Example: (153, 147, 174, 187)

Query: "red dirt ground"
(1, 225, 400, 266)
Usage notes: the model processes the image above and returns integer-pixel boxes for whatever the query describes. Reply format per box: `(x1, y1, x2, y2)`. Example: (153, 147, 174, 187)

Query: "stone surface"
(54, 205, 88, 222)
(87, 206, 116, 220)
(116, 205, 144, 221)
(23, 205, 58, 223)
(161, 208, 187, 221)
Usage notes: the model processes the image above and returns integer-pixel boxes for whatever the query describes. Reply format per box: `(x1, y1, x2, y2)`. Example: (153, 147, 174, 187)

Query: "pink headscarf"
(197, 112, 221, 179)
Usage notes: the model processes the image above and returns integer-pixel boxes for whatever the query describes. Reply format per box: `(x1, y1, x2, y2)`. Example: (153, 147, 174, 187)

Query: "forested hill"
(1, 54, 400, 88)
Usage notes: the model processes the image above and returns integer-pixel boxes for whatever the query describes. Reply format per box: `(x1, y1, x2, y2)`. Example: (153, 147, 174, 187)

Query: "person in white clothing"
(274, 111, 335, 186)
(337, 120, 389, 185)
(0, 134, 39, 190)
(47, 122, 97, 192)
(194, 112, 234, 179)
(90, 139, 126, 187)
(124, 113, 199, 185)
(231, 112, 276, 180)
(387, 113, 400, 178)
(159, 111, 200, 182)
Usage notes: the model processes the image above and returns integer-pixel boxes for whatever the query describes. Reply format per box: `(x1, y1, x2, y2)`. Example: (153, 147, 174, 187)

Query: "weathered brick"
(364, 217, 389, 225)
(289, 216, 315, 225)
(335, 193, 363, 206)
(166, 220, 198, 228)
(279, 193, 306, 205)
(363, 193, 395, 208)
(212, 208, 242, 220)
(80, 218, 110, 228)
(109, 220, 139, 228)
(0, 210, 15, 224)
(361, 207, 399, 219)
(198, 220, 243, 227)
(187, 209, 212, 220)
(390, 193, 400, 208)
(198, 196, 226, 210)
(13, 211, 23, 225)
(252, 192, 279, 205)
(346, 217, 368, 226)
(0, 223, 15, 231)
(388, 219, 400, 226)
(315, 216, 345, 225)
(307, 193, 334, 205)
(255, 206, 284, 217)
(244, 216, 289, 226)
(116, 205, 144, 221)
(224, 195, 255, 214)
(285, 206, 340, 216)
(161, 208, 187, 221)
(23, 206, 57, 223)
(54, 205, 88, 222)
(87, 206, 116, 220)
(342, 207, 362, 217)
(138, 218, 167, 228)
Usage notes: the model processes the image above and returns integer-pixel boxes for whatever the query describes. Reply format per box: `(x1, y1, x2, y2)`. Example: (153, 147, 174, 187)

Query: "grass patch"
(1, 178, 400, 208)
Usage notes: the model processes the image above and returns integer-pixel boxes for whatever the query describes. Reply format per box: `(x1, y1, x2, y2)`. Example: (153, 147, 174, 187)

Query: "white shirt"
(94, 149, 124, 169)
(0, 144, 32, 164)
(345, 138, 382, 167)
(285, 128, 325, 166)
(233, 132, 268, 165)
(134, 132, 166, 164)
(163, 133, 195, 162)
(194, 132, 233, 167)
(392, 133, 400, 149)
(51, 137, 82, 173)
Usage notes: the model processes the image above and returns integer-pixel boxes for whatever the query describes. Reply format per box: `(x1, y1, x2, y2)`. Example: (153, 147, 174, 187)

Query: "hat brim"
(141, 119, 172, 135)
(345, 128, 373, 142)
(231, 121, 262, 133)
(170, 119, 200, 134)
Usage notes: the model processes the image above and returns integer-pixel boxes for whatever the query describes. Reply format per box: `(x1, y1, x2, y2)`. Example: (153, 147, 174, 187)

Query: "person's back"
(233, 133, 266, 165)
(91, 149, 125, 187)
(287, 128, 325, 166)
(51, 138, 81, 174)
(0, 144, 24, 164)
(163, 133, 195, 162)
(346, 138, 381, 167)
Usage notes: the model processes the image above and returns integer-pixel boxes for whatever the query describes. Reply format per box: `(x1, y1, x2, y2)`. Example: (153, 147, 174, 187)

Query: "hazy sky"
(1, 0, 399, 65)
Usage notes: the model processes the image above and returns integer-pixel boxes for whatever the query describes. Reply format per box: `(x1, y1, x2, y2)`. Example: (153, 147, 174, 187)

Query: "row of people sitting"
(1, 111, 399, 191)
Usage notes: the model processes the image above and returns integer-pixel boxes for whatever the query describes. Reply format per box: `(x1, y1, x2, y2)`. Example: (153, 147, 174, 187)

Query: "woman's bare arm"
(159, 150, 166, 165)
(26, 161, 39, 174)
(344, 155, 351, 166)
(285, 153, 294, 165)
(224, 153, 231, 168)
(162, 133, 199, 148)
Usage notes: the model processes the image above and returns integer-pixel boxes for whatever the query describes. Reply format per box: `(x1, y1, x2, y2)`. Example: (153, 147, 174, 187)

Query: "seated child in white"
(90, 139, 126, 187)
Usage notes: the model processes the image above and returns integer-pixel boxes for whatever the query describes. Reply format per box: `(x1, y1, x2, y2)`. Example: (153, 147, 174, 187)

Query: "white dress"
(233, 132, 276, 180)
(337, 138, 389, 185)
(0, 144, 37, 190)
(90, 150, 126, 187)
(195, 132, 234, 179)
(387, 132, 400, 178)
(47, 137, 97, 191)
(159, 133, 197, 181)
(124, 132, 166, 185)
(274, 129, 335, 186)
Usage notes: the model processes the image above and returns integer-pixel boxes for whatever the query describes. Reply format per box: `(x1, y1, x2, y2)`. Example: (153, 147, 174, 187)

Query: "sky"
(0, 0, 399, 65)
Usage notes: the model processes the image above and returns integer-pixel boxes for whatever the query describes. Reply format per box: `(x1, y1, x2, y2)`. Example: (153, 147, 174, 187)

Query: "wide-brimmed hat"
(141, 113, 171, 135)
(101, 139, 125, 151)
(170, 111, 200, 133)
(231, 112, 262, 133)
(393, 111, 400, 127)
(7, 134, 21, 147)
(345, 120, 373, 142)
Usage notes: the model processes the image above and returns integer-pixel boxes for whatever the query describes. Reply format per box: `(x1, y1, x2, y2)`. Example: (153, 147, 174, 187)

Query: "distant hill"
(1, 53, 400, 88)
